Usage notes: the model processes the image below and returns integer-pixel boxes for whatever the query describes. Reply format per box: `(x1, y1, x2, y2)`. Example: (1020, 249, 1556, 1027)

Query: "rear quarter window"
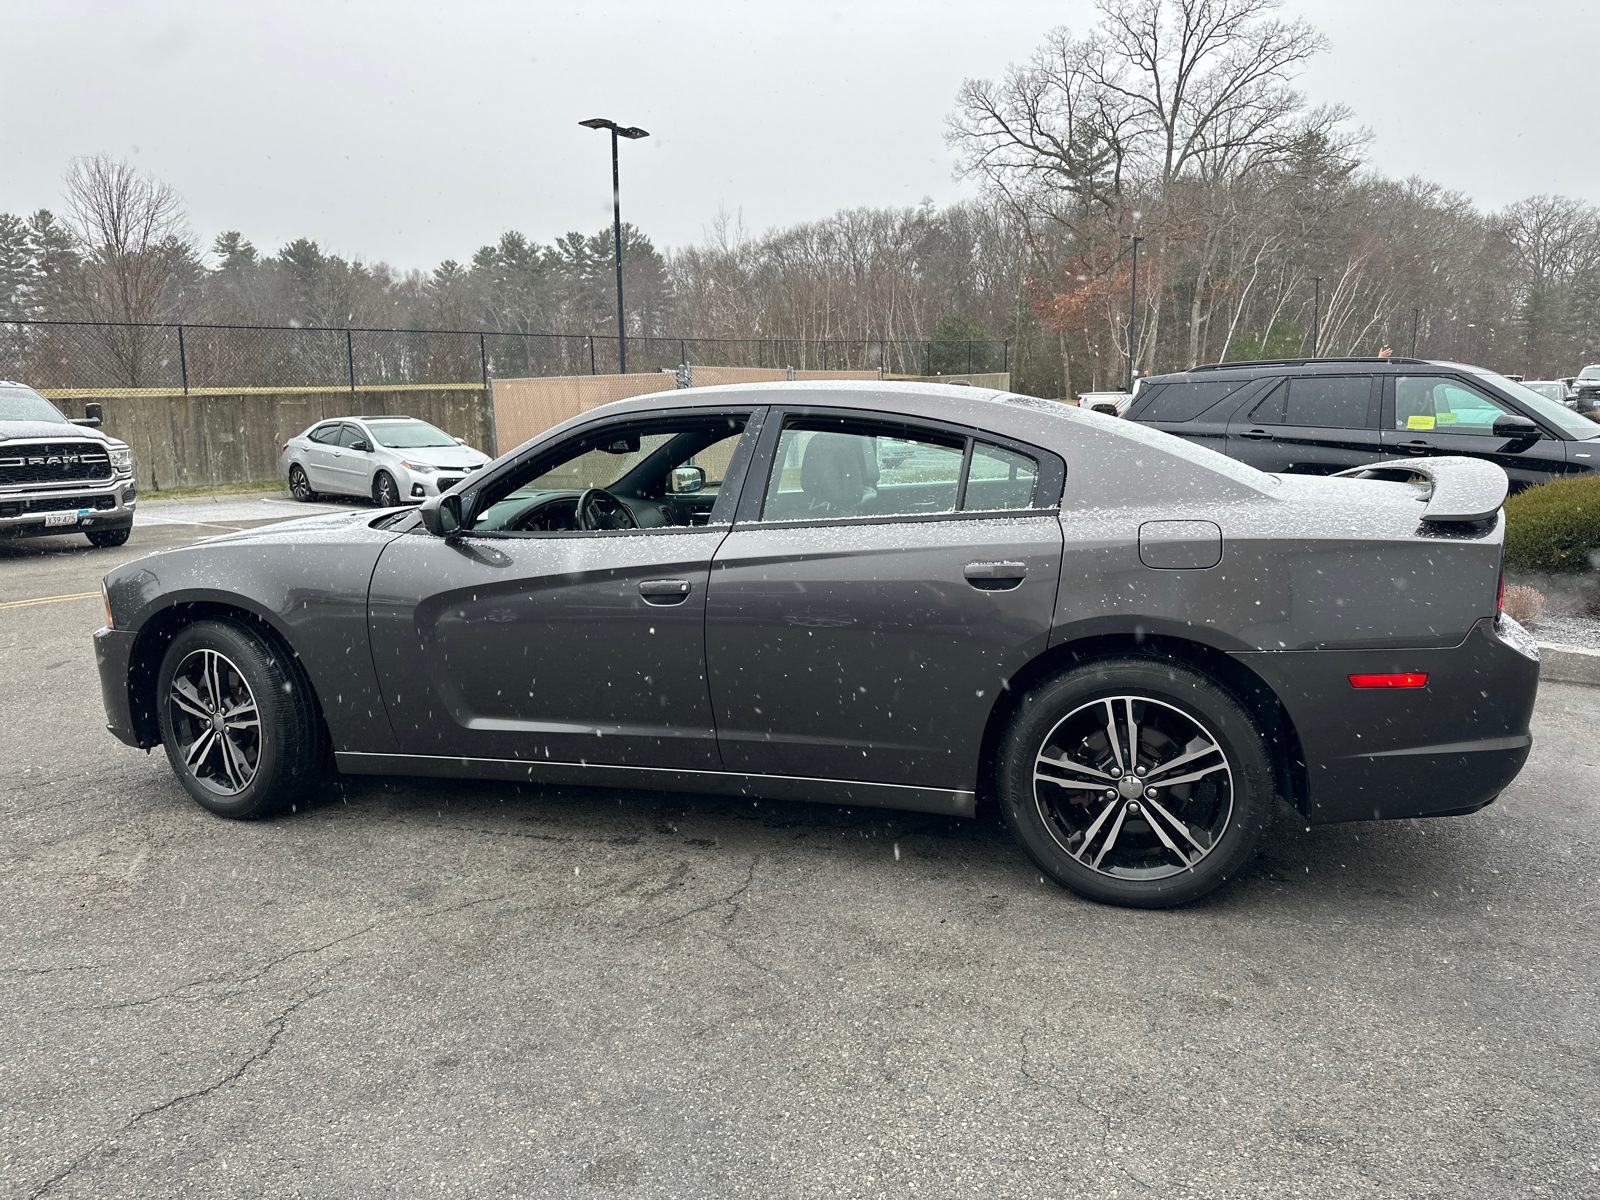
(1130, 379, 1250, 423)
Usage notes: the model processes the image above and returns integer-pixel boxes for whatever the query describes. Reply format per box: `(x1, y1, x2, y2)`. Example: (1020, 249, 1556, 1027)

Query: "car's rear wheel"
(156, 618, 323, 820)
(999, 657, 1274, 908)
(86, 526, 131, 548)
(288, 464, 317, 501)
(372, 470, 400, 508)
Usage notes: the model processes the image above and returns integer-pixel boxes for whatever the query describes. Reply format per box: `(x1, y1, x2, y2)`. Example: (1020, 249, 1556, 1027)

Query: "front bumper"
(0, 478, 136, 538)
(95, 625, 148, 747)
(402, 467, 482, 501)
(1234, 616, 1539, 824)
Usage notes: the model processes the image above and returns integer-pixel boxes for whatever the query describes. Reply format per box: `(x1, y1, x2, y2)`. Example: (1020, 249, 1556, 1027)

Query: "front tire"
(372, 471, 400, 508)
(86, 526, 131, 548)
(288, 464, 317, 501)
(156, 618, 323, 819)
(999, 656, 1275, 908)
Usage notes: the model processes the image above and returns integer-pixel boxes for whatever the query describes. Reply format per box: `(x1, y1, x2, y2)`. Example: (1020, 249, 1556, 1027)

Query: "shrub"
(1503, 473, 1600, 574)
(1501, 584, 1545, 622)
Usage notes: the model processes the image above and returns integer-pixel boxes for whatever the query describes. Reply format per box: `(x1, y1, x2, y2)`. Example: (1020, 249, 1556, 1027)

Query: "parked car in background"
(1571, 365, 1600, 412)
(0, 380, 136, 546)
(1074, 390, 1135, 416)
(1522, 380, 1573, 408)
(1126, 356, 1599, 491)
(280, 415, 491, 506)
(98, 381, 1537, 909)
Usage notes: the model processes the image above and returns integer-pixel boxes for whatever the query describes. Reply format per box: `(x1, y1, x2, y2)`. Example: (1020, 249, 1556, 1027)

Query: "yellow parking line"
(0, 590, 101, 611)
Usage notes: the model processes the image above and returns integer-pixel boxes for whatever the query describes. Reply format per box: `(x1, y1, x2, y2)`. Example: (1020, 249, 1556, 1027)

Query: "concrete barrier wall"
(41, 385, 491, 492)
(885, 372, 1012, 390)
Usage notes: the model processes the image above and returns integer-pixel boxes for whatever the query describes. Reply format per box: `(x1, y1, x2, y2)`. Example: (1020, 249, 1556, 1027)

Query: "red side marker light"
(1348, 673, 1428, 689)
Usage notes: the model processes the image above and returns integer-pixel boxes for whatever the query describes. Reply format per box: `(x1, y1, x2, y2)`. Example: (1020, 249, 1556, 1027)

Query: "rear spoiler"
(1331, 456, 1508, 524)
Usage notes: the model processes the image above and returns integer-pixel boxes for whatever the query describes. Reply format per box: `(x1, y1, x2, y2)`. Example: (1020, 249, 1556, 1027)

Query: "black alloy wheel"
(289, 464, 317, 501)
(999, 657, 1275, 908)
(86, 526, 131, 548)
(156, 618, 324, 819)
(372, 471, 400, 508)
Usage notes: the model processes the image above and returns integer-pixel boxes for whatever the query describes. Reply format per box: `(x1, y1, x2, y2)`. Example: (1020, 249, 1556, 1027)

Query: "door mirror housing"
(455, 437, 468, 446)
(72, 402, 104, 428)
(350, 439, 373, 452)
(419, 493, 462, 537)
(669, 465, 706, 494)
(1492, 414, 1540, 442)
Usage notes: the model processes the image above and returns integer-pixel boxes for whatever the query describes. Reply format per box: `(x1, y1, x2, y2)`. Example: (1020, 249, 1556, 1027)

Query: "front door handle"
(1397, 439, 1433, 453)
(639, 578, 692, 605)
(1237, 428, 1275, 441)
(965, 561, 1027, 591)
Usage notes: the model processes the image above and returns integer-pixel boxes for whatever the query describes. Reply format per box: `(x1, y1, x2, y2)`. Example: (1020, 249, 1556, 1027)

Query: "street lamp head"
(580, 118, 649, 139)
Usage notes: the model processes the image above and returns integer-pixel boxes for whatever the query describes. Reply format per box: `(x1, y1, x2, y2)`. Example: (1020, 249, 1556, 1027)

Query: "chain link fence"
(0, 319, 1010, 391)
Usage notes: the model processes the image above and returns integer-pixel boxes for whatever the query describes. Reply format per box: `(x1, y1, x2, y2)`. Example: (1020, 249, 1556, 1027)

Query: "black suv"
(1126, 357, 1600, 491)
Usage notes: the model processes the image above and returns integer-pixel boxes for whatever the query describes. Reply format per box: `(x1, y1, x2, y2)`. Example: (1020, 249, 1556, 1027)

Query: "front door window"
(1394, 377, 1512, 434)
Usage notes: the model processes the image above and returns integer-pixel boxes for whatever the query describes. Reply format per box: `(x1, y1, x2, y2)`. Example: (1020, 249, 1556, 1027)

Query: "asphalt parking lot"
(3, 498, 1599, 1199)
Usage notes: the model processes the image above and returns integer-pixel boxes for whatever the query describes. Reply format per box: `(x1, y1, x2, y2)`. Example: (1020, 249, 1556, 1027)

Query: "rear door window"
(763, 423, 965, 520)
(1249, 376, 1374, 427)
(309, 423, 342, 445)
(963, 443, 1038, 511)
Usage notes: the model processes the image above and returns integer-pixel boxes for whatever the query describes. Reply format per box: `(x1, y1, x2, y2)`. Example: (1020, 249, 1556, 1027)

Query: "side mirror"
(1492, 414, 1540, 442)
(418, 493, 462, 537)
(350, 439, 372, 452)
(455, 437, 467, 446)
(84, 402, 104, 426)
(670, 465, 706, 494)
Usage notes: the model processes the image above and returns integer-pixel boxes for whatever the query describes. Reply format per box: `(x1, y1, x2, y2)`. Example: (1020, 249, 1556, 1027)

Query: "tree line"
(4, 0, 1599, 396)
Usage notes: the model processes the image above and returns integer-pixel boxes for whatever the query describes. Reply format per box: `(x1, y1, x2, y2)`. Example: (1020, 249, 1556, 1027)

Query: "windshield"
(0, 387, 70, 425)
(367, 419, 456, 449)
(1472, 370, 1600, 439)
(1579, 366, 1600, 379)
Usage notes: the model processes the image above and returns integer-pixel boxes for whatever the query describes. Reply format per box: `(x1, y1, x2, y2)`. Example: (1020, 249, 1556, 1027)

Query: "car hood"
(0, 420, 116, 444)
(188, 507, 399, 549)
(383, 445, 488, 469)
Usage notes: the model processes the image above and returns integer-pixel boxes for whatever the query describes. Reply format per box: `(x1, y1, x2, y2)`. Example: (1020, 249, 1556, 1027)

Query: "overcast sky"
(5, 0, 1596, 271)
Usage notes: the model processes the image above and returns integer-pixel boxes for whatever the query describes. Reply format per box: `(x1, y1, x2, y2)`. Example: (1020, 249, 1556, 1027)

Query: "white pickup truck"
(0, 381, 136, 546)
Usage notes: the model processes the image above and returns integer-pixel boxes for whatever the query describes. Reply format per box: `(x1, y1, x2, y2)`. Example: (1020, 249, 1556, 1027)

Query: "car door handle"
(1397, 439, 1433, 453)
(639, 578, 692, 604)
(1237, 428, 1275, 441)
(965, 561, 1027, 591)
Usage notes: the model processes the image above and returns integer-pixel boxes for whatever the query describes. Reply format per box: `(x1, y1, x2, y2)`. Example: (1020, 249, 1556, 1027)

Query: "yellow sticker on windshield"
(1407, 415, 1436, 430)
(1436, 412, 1457, 424)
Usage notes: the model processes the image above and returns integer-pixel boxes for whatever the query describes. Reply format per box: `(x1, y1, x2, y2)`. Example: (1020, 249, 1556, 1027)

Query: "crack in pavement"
(638, 857, 759, 932)
(26, 988, 326, 1199)
(85, 892, 508, 1013)
(0, 963, 104, 977)
(1016, 1031, 1158, 1194)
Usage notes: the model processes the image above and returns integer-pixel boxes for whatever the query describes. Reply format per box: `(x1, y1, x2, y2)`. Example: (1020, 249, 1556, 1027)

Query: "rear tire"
(999, 656, 1274, 908)
(156, 618, 324, 820)
(288, 464, 317, 501)
(372, 470, 400, 508)
(86, 526, 131, 548)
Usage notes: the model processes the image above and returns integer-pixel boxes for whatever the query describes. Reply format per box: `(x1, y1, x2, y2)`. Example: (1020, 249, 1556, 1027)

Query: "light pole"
(1127, 235, 1143, 392)
(579, 117, 649, 373)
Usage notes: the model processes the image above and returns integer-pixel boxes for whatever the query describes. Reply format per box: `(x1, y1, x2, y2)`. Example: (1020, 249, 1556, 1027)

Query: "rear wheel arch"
(975, 631, 1307, 819)
(127, 601, 328, 751)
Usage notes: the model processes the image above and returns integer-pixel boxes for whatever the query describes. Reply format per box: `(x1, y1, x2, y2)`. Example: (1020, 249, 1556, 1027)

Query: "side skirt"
(334, 751, 978, 818)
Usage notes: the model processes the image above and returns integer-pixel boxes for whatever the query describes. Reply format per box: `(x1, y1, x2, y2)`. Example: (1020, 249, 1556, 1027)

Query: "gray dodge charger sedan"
(94, 382, 1539, 907)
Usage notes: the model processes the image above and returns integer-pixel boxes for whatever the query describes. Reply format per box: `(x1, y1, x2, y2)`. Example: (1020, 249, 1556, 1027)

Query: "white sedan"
(280, 415, 492, 506)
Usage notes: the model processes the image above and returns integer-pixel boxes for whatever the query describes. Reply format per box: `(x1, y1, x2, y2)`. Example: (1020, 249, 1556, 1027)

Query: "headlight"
(108, 447, 133, 473)
(400, 460, 437, 474)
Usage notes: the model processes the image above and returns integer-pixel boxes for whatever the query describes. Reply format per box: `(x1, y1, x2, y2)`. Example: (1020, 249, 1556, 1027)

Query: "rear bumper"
(94, 626, 146, 748)
(0, 480, 136, 539)
(1233, 616, 1539, 824)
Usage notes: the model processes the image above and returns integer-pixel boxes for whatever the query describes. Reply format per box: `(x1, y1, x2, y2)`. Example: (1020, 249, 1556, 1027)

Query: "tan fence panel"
(491, 374, 678, 453)
(884, 372, 1011, 390)
(41, 385, 491, 492)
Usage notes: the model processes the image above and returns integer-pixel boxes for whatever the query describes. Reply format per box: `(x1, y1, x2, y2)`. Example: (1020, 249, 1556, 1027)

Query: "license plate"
(43, 511, 83, 527)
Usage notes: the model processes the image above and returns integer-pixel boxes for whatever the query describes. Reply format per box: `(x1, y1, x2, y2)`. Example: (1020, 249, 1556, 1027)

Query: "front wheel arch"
(126, 601, 329, 753)
(974, 632, 1307, 822)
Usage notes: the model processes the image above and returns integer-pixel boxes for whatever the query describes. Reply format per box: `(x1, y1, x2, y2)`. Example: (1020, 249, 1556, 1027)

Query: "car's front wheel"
(86, 526, 131, 548)
(156, 618, 324, 819)
(999, 656, 1275, 908)
(372, 470, 400, 508)
(288, 464, 317, 501)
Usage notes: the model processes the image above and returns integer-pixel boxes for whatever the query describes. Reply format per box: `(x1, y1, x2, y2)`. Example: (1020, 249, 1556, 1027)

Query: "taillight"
(1497, 562, 1505, 616)
(102, 580, 113, 629)
(1349, 673, 1428, 689)
(282, 442, 290, 452)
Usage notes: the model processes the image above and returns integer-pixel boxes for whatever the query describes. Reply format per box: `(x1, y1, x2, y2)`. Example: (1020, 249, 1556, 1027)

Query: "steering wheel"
(576, 487, 639, 531)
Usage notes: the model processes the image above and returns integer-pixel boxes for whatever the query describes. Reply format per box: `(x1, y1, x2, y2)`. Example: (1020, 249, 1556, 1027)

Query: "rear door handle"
(965, 561, 1027, 591)
(1397, 439, 1433, 453)
(639, 578, 692, 604)
(1237, 428, 1275, 441)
